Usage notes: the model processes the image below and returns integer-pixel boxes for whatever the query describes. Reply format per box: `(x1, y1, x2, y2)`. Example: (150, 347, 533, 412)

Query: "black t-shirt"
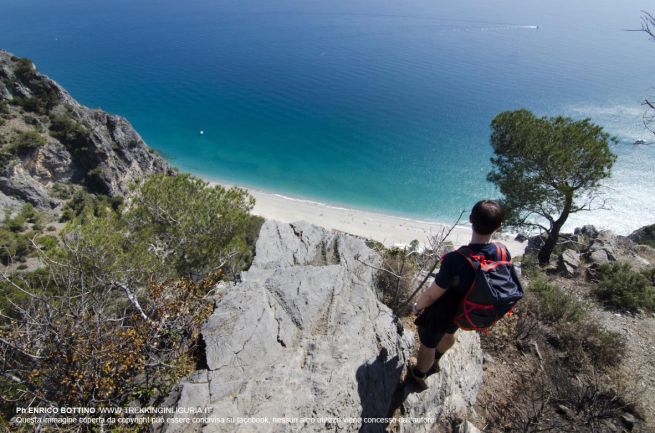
(415, 242, 511, 328)
(434, 242, 512, 296)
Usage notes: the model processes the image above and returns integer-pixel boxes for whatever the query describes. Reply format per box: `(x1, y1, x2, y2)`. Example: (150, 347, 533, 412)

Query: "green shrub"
(18, 203, 39, 224)
(60, 191, 122, 223)
(48, 113, 87, 148)
(594, 262, 655, 312)
(0, 228, 32, 265)
(519, 253, 539, 278)
(529, 274, 586, 323)
(125, 173, 256, 279)
(556, 320, 625, 370)
(36, 235, 59, 254)
(8, 130, 46, 155)
(13, 57, 35, 82)
(641, 267, 655, 286)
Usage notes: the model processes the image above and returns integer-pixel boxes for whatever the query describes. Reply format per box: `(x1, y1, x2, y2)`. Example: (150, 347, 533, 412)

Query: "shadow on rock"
(356, 347, 409, 433)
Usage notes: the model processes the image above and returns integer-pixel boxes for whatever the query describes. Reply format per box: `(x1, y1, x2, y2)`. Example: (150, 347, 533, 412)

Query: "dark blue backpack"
(454, 243, 524, 331)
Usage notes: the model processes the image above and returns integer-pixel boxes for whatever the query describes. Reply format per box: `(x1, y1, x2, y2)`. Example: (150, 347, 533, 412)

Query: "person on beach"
(408, 199, 512, 390)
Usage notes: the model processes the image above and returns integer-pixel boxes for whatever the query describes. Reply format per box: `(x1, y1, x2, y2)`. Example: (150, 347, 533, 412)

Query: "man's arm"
(413, 281, 447, 314)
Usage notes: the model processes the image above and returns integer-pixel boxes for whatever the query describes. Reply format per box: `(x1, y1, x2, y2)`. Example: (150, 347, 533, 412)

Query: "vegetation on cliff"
(0, 52, 264, 431)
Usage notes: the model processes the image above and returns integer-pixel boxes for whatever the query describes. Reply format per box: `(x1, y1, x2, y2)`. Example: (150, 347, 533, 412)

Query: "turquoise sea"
(1, 0, 654, 232)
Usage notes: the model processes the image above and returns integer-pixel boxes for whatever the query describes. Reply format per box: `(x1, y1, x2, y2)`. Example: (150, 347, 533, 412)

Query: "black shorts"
(414, 291, 461, 348)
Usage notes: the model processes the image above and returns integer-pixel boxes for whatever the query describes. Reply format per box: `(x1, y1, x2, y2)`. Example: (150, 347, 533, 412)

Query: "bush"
(594, 262, 655, 312)
(556, 320, 625, 370)
(375, 247, 420, 315)
(0, 266, 216, 420)
(8, 130, 46, 155)
(0, 228, 32, 265)
(124, 174, 257, 279)
(60, 190, 122, 223)
(48, 112, 88, 149)
(10, 57, 59, 114)
(0, 99, 9, 115)
(528, 274, 586, 323)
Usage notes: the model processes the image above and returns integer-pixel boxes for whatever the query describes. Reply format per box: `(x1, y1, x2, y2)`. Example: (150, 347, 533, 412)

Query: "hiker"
(409, 199, 522, 389)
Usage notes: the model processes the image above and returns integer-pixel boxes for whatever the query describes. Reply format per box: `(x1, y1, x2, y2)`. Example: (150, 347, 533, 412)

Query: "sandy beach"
(209, 180, 525, 257)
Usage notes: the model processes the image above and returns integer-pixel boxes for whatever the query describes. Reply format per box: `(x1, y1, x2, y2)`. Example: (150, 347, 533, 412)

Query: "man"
(409, 199, 507, 389)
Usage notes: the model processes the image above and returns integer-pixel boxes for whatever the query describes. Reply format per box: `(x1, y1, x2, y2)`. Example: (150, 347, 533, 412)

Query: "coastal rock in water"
(159, 220, 483, 433)
(0, 50, 170, 211)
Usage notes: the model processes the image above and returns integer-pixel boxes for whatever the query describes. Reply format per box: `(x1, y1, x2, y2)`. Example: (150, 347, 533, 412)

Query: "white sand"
(208, 180, 525, 257)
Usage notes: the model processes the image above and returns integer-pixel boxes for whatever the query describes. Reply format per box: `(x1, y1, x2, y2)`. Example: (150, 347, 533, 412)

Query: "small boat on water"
(634, 139, 646, 145)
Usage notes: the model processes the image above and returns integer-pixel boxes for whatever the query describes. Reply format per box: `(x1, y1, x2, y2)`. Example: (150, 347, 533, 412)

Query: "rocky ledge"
(157, 220, 483, 433)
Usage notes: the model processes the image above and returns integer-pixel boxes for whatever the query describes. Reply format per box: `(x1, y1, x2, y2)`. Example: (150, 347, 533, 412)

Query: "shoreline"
(203, 177, 525, 257)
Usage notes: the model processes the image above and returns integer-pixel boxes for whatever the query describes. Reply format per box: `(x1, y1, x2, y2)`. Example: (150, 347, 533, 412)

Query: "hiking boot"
(408, 365, 429, 391)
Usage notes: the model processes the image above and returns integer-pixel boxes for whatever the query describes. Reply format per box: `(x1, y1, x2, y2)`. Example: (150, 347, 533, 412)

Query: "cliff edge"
(157, 220, 483, 433)
(0, 50, 170, 211)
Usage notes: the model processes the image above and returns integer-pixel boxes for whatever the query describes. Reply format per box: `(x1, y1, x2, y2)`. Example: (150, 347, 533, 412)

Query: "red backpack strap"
(456, 246, 480, 270)
(493, 242, 509, 262)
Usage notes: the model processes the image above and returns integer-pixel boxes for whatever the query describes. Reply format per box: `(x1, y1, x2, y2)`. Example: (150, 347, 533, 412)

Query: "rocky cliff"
(158, 220, 483, 433)
(0, 50, 170, 211)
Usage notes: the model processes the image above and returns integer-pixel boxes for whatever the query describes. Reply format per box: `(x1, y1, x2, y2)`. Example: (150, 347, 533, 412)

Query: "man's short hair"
(470, 200, 504, 235)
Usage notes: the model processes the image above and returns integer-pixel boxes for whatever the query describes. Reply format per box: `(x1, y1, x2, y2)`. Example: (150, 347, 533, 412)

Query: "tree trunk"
(538, 192, 573, 265)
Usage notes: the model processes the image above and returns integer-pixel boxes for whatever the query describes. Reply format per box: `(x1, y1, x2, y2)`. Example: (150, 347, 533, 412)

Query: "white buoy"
(199, 130, 204, 135)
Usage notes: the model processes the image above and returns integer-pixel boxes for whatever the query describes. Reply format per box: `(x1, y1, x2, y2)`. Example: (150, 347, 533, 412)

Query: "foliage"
(0, 228, 31, 265)
(60, 190, 123, 223)
(48, 112, 88, 149)
(0, 99, 9, 115)
(0, 253, 217, 422)
(528, 274, 586, 323)
(594, 262, 655, 312)
(7, 130, 46, 155)
(556, 320, 625, 370)
(7, 58, 59, 114)
(124, 173, 256, 279)
(0, 205, 49, 265)
(375, 247, 422, 316)
(9, 58, 60, 114)
(488, 109, 616, 264)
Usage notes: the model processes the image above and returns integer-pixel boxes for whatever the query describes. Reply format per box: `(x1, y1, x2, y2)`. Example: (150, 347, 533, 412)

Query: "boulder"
(574, 225, 599, 239)
(589, 249, 611, 266)
(457, 420, 482, 433)
(159, 221, 483, 433)
(628, 224, 655, 247)
(557, 249, 580, 277)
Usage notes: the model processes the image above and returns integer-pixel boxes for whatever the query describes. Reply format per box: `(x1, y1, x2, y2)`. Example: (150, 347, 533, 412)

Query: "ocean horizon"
(1, 0, 655, 234)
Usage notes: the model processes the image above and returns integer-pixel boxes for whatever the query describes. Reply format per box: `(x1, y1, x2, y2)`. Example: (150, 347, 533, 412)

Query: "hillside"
(0, 50, 170, 213)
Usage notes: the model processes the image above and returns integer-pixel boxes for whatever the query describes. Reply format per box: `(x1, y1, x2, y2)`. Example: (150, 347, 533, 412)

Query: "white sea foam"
(559, 104, 655, 234)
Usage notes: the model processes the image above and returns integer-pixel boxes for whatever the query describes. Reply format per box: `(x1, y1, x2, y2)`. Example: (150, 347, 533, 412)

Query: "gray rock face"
(557, 249, 580, 277)
(0, 50, 170, 209)
(160, 221, 483, 433)
(629, 224, 655, 246)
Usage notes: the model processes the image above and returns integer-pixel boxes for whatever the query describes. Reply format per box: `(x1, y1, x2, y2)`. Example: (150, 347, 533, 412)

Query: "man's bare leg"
(436, 333, 456, 355)
(416, 343, 435, 373)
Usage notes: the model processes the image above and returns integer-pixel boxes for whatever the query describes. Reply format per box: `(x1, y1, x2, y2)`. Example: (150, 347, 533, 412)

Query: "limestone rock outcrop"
(158, 221, 484, 433)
